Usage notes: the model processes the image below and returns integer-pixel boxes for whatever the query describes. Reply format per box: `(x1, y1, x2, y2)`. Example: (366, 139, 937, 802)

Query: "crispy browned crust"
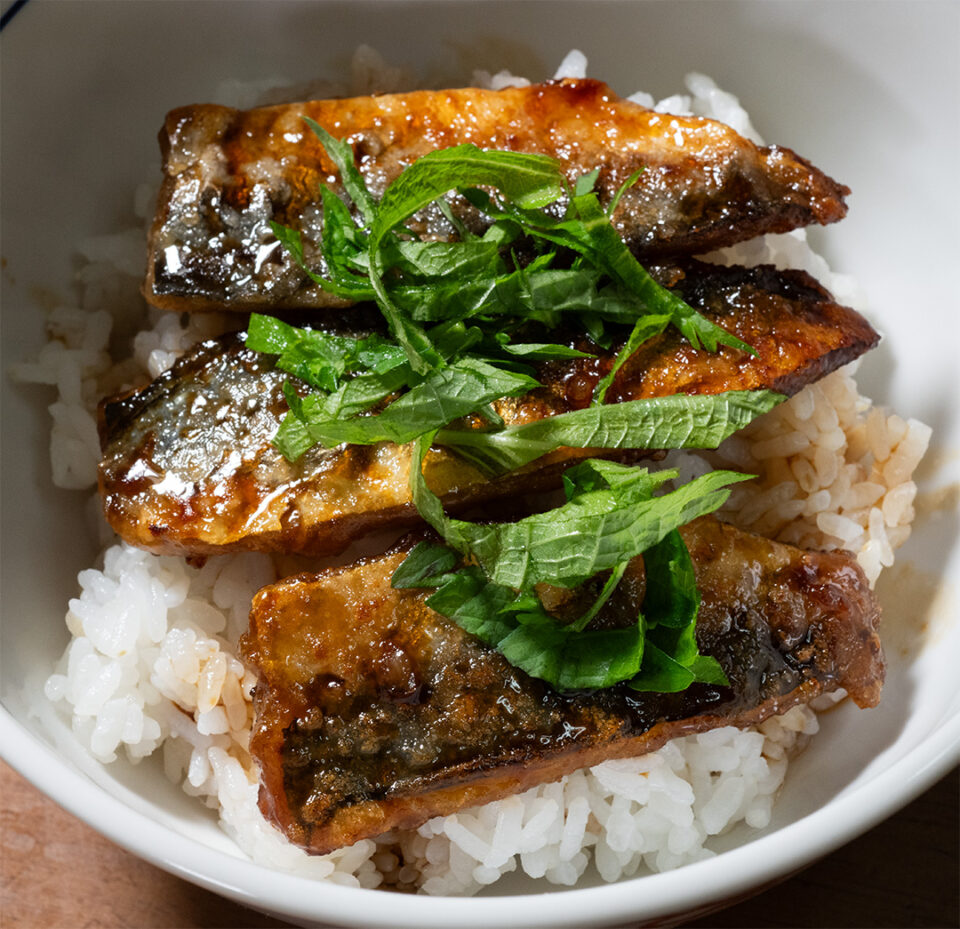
(98, 261, 878, 558)
(240, 517, 883, 854)
(143, 78, 849, 312)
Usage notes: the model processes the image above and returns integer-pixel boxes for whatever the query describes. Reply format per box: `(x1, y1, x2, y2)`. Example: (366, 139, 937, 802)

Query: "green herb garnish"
(435, 389, 783, 476)
(393, 454, 737, 692)
(409, 438, 750, 590)
(249, 125, 784, 696)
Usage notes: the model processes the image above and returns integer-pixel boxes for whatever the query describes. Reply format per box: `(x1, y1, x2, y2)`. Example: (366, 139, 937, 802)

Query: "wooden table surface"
(1, 760, 956, 929)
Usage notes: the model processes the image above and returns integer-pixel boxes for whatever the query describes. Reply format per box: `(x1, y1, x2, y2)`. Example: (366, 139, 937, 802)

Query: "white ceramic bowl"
(2, 2, 958, 927)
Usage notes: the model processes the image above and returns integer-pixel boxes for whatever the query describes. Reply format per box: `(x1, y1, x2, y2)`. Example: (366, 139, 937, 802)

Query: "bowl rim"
(2, 703, 958, 928)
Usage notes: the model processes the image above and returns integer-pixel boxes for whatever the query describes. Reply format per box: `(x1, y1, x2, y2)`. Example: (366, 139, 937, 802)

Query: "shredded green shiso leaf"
(247, 121, 787, 694)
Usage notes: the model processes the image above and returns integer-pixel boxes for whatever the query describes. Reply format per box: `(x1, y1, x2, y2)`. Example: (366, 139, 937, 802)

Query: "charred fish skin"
(144, 78, 849, 312)
(239, 517, 884, 855)
(565, 260, 880, 402)
(96, 334, 594, 559)
(99, 262, 879, 558)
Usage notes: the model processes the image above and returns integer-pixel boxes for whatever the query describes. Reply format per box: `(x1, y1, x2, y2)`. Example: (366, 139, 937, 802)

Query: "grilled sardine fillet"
(240, 516, 883, 854)
(100, 262, 878, 557)
(145, 78, 849, 312)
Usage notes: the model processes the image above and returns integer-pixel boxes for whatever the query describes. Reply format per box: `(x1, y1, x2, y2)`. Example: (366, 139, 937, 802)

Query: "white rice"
(15, 49, 930, 895)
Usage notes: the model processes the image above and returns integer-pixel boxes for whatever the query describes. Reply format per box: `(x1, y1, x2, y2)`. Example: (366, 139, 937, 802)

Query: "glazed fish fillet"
(100, 262, 878, 557)
(239, 516, 884, 854)
(144, 78, 849, 312)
